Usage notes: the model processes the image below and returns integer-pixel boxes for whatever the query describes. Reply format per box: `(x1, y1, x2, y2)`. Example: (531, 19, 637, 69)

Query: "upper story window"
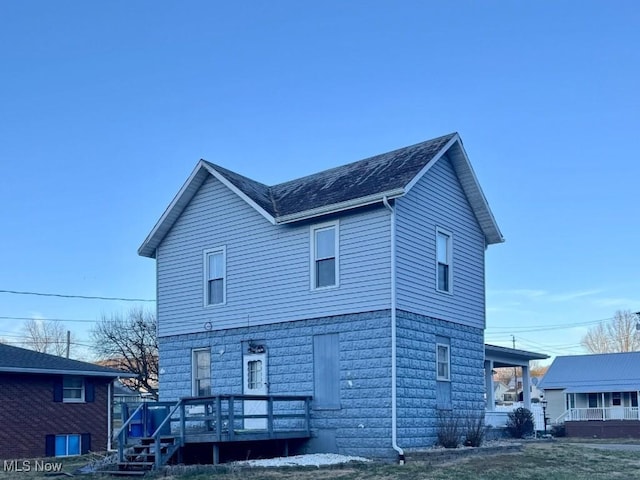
(436, 343, 450, 381)
(63, 377, 84, 403)
(436, 227, 452, 293)
(310, 221, 339, 290)
(204, 247, 226, 306)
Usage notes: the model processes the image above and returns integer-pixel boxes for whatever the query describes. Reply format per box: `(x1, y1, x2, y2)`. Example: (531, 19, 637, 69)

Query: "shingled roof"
(539, 352, 640, 393)
(0, 343, 135, 378)
(139, 132, 503, 257)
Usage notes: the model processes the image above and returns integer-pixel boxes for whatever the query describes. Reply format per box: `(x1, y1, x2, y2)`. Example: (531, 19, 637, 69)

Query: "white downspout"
(107, 380, 113, 451)
(383, 196, 404, 464)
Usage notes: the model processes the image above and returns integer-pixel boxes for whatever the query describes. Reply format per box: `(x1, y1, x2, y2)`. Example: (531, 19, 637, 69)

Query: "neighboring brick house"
(138, 132, 503, 460)
(0, 343, 135, 459)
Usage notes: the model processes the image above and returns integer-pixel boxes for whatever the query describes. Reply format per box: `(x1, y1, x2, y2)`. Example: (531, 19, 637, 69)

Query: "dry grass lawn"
(4, 441, 640, 479)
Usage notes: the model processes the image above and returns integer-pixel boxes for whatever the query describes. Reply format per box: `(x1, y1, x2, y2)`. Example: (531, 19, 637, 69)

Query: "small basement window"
(55, 434, 81, 457)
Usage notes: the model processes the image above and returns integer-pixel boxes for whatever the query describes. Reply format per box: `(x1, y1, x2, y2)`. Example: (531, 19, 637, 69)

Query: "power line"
(0, 316, 98, 324)
(0, 289, 155, 302)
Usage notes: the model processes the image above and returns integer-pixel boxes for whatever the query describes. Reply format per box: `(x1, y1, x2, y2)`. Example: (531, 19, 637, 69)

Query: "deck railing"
(117, 395, 312, 468)
(562, 407, 640, 422)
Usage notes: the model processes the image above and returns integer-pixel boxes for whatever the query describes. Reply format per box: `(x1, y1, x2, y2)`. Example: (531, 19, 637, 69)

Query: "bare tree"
(91, 307, 158, 399)
(581, 310, 640, 353)
(22, 319, 71, 356)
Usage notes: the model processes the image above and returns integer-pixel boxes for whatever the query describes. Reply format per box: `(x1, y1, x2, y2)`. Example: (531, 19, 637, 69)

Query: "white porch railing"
(562, 407, 640, 422)
(485, 403, 545, 431)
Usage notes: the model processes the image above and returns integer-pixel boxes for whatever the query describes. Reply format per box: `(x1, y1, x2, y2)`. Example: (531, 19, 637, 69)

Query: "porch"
(114, 394, 312, 472)
(483, 344, 549, 429)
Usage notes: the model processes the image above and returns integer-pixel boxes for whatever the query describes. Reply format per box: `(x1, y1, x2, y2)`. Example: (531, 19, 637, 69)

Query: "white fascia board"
(202, 163, 276, 225)
(0, 367, 137, 378)
(275, 188, 405, 224)
(403, 133, 460, 194)
(404, 134, 504, 246)
(138, 161, 211, 258)
(450, 139, 505, 245)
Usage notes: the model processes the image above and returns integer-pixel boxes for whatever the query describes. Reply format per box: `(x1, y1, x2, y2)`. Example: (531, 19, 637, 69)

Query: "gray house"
(139, 132, 503, 460)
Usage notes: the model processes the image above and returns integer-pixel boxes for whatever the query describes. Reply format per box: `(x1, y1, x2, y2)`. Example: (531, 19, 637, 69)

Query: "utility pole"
(512, 335, 518, 403)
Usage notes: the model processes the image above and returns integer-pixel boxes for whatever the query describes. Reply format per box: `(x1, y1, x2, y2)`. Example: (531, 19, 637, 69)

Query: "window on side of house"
(63, 377, 84, 403)
(204, 247, 226, 306)
(55, 434, 81, 457)
(436, 343, 450, 381)
(311, 222, 339, 289)
(436, 228, 452, 293)
(192, 348, 211, 397)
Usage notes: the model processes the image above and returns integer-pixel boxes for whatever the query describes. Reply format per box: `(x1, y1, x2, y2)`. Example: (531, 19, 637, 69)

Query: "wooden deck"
(115, 394, 312, 470)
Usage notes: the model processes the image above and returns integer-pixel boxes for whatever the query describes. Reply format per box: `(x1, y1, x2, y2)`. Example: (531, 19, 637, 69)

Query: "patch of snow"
(235, 453, 370, 468)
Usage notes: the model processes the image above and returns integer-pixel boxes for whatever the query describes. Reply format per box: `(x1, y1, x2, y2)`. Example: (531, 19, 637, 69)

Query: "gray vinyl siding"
(156, 175, 391, 337)
(395, 154, 486, 329)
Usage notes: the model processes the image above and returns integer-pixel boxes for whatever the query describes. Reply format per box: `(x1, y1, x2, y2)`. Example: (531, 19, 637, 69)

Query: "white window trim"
(203, 246, 227, 307)
(192, 348, 211, 397)
(309, 220, 340, 291)
(435, 226, 453, 295)
(436, 343, 451, 382)
(62, 376, 85, 403)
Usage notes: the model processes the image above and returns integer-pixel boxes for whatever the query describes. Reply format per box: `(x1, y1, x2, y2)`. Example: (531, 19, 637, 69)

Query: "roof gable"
(139, 133, 504, 258)
(539, 352, 640, 392)
(0, 343, 135, 378)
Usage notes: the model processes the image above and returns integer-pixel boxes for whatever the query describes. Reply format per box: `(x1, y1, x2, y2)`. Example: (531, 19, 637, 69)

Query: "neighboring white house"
(539, 352, 640, 438)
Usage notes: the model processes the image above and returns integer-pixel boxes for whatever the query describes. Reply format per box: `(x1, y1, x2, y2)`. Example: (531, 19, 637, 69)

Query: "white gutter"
(276, 189, 405, 224)
(383, 196, 404, 464)
(107, 380, 113, 451)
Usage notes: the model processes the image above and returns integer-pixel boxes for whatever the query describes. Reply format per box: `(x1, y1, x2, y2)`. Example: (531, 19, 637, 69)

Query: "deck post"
(180, 401, 186, 446)
(213, 444, 220, 465)
(268, 397, 274, 438)
(215, 396, 222, 441)
(305, 396, 311, 436)
(283, 439, 289, 457)
(228, 396, 235, 441)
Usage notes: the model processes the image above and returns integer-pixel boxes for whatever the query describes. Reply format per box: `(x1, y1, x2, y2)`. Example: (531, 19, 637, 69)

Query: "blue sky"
(0, 1, 638, 362)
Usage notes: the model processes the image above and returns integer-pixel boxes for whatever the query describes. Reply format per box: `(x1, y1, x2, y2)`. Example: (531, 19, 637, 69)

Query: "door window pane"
(247, 360, 262, 390)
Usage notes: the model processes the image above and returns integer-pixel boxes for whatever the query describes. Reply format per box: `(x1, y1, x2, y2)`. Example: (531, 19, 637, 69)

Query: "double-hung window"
(436, 343, 450, 381)
(192, 349, 211, 396)
(204, 247, 226, 306)
(63, 377, 84, 403)
(311, 222, 339, 289)
(436, 228, 452, 293)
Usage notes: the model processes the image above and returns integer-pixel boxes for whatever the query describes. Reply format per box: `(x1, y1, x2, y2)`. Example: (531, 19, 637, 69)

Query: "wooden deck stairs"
(116, 436, 180, 474)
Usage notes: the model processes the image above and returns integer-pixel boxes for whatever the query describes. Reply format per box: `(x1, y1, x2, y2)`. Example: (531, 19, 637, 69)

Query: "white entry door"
(243, 353, 267, 430)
